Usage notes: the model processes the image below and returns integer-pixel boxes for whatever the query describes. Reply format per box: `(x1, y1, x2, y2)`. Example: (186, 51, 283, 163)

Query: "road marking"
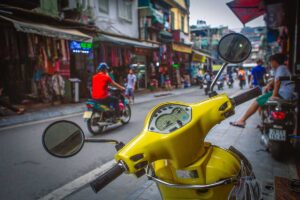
(0, 112, 83, 132)
(39, 159, 116, 200)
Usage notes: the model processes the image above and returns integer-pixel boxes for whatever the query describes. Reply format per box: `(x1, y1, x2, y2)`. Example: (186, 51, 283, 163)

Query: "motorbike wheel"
(269, 141, 289, 161)
(121, 104, 131, 124)
(87, 111, 105, 135)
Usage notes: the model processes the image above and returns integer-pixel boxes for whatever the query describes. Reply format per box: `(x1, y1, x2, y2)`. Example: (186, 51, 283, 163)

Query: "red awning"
(227, 0, 265, 25)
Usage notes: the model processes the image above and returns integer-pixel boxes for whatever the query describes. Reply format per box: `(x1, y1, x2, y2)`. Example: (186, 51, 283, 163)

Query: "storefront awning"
(96, 34, 159, 49)
(172, 43, 192, 54)
(227, 0, 265, 25)
(0, 15, 92, 42)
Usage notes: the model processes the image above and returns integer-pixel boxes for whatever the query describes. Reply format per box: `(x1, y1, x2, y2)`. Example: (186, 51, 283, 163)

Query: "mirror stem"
(85, 138, 120, 144)
(209, 62, 228, 95)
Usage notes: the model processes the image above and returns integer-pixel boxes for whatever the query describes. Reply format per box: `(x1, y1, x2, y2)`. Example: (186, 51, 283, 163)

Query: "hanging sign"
(70, 41, 92, 54)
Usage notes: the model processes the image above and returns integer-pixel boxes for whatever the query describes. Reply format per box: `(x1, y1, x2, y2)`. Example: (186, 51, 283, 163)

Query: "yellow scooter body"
(153, 144, 240, 200)
(115, 94, 241, 199)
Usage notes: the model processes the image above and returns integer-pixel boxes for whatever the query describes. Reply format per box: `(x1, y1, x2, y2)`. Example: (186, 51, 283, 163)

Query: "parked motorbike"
(83, 88, 131, 135)
(259, 96, 297, 160)
(42, 33, 261, 199)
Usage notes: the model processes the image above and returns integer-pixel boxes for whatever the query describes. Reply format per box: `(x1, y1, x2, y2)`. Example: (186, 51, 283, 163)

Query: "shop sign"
(212, 65, 222, 71)
(172, 43, 192, 54)
(172, 63, 179, 69)
(192, 53, 202, 62)
(70, 41, 92, 54)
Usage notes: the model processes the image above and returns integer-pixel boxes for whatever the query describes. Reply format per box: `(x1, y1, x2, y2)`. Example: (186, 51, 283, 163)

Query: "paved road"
(0, 85, 296, 200)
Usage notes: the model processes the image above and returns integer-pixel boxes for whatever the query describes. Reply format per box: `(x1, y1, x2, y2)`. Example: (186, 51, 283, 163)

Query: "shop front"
(171, 43, 192, 88)
(131, 47, 155, 90)
(0, 15, 92, 104)
(94, 34, 158, 88)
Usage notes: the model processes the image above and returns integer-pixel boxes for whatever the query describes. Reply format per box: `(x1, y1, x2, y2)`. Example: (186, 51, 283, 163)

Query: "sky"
(189, 0, 265, 31)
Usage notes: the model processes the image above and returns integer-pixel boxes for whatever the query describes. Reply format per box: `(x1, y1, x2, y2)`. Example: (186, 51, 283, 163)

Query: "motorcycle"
(83, 88, 131, 135)
(259, 96, 297, 160)
(42, 33, 261, 200)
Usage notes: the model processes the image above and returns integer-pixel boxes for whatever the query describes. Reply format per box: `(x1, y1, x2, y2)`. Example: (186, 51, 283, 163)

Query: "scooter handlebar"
(90, 162, 125, 193)
(231, 87, 261, 106)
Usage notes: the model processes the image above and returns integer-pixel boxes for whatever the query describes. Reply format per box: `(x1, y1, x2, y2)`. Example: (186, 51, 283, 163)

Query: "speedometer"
(155, 115, 177, 131)
(148, 104, 192, 134)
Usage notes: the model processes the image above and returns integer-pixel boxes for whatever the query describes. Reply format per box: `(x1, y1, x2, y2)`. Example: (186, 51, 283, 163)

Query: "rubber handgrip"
(90, 163, 124, 193)
(231, 87, 262, 106)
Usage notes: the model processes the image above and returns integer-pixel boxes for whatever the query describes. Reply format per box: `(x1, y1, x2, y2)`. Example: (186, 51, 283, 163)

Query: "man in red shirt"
(92, 63, 125, 115)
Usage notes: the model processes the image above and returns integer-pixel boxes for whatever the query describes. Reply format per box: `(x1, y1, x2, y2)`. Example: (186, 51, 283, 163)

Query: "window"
(118, 0, 133, 22)
(98, 0, 109, 14)
(181, 15, 185, 32)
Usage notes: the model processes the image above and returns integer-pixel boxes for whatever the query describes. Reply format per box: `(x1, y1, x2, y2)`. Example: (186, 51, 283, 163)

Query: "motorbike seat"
(86, 99, 111, 111)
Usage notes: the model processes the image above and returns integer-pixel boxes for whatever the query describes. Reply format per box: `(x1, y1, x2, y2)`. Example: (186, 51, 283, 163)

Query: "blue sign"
(70, 41, 92, 54)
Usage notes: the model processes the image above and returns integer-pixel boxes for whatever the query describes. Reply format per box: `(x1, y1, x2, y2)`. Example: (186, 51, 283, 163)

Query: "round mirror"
(42, 121, 85, 158)
(218, 33, 252, 63)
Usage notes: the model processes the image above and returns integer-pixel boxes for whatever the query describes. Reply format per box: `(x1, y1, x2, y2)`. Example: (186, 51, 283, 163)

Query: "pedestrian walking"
(52, 71, 65, 103)
(250, 59, 266, 88)
(126, 69, 136, 104)
(247, 69, 252, 85)
(238, 66, 246, 89)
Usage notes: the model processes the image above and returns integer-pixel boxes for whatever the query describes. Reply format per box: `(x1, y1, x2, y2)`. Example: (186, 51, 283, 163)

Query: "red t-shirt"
(92, 72, 112, 99)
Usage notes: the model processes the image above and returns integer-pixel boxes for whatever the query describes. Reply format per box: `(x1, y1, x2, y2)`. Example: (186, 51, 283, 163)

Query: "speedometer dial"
(155, 115, 177, 131)
(148, 104, 192, 134)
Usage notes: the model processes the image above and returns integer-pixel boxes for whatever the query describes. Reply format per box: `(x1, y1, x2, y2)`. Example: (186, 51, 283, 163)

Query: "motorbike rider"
(92, 62, 125, 117)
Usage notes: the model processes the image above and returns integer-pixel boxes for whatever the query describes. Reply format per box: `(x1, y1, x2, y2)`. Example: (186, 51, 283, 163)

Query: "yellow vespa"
(42, 33, 262, 199)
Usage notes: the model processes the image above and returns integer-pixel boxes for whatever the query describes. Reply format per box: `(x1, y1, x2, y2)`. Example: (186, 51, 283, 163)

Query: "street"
(0, 85, 297, 200)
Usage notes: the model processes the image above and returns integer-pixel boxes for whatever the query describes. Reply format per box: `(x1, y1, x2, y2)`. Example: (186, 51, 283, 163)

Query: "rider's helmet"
(97, 62, 110, 72)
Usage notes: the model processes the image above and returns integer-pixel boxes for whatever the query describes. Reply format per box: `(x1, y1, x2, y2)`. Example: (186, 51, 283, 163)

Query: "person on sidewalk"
(238, 67, 246, 89)
(230, 53, 295, 128)
(52, 71, 65, 104)
(126, 69, 136, 105)
(250, 59, 266, 88)
(92, 63, 125, 117)
(0, 87, 25, 115)
(247, 69, 252, 86)
(164, 75, 172, 91)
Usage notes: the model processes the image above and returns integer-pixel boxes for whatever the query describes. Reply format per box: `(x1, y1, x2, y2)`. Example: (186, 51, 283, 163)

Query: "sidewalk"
(0, 87, 199, 128)
(127, 100, 298, 200)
